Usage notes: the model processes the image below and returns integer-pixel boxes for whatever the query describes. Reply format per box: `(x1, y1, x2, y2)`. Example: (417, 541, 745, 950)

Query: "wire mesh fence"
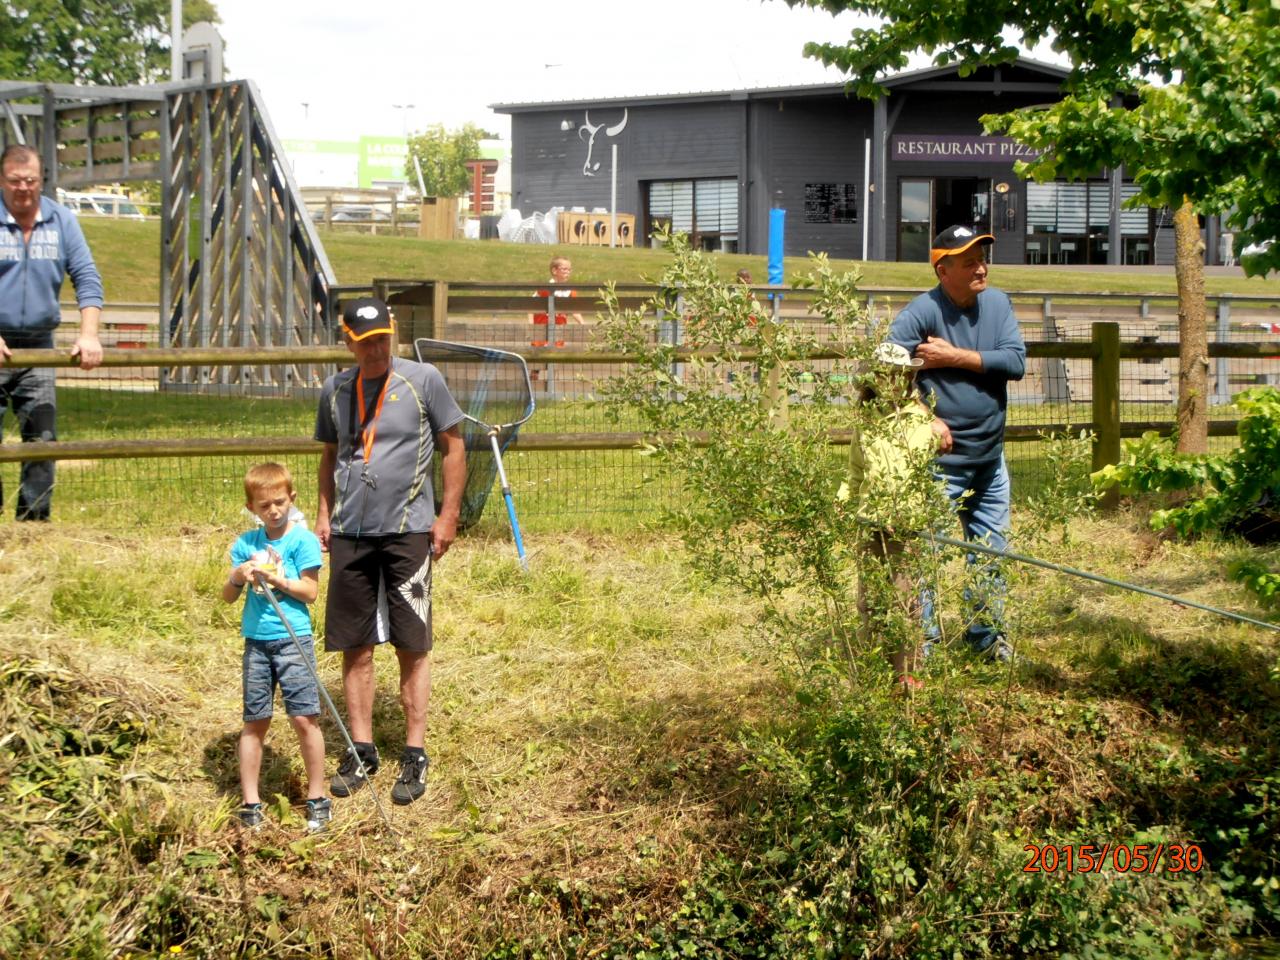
(7, 287, 1279, 531)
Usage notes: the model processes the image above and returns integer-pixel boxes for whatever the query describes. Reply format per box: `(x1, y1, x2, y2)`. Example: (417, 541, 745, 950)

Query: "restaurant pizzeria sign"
(892, 135, 1046, 163)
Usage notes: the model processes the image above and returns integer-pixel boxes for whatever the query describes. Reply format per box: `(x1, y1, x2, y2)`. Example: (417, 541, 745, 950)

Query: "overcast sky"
(211, 0, 885, 142)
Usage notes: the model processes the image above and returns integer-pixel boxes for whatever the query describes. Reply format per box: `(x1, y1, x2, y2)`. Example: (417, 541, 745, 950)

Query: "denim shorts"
(242, 635, 320, 722)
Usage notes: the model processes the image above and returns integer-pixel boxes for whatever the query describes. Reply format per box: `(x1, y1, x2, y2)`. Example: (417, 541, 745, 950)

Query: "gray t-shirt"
(315, 356, 465, 536)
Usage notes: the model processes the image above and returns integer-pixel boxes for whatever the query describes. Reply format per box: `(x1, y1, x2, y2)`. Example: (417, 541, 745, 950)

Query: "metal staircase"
(0, 78, 336, 392)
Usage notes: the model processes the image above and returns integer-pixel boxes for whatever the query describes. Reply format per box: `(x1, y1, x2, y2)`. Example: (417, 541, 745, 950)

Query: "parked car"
(1241, 239, 1273, 257)
(329, 204, 391, 223)
(58, 190, 146, 220)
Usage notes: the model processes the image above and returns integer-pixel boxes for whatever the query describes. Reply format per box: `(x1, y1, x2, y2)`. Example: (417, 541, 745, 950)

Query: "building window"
(646, 178, 738, 251)
(898, 179, 932, 263)
(1026, 181, 1152, 265)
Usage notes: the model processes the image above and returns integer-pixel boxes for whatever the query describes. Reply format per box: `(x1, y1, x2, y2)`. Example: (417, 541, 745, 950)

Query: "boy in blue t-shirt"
(222, 462, 328, 830)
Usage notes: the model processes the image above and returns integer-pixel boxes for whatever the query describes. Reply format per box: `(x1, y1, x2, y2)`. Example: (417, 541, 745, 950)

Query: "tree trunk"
(1173, 199, 1209, 454)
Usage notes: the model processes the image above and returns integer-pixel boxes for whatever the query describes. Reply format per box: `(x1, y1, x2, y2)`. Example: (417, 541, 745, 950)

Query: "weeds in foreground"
(0, 519, 1277, 956)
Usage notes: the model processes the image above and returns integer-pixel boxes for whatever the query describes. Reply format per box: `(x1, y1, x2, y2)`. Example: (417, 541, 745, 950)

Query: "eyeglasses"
(3, 176, 40, 188)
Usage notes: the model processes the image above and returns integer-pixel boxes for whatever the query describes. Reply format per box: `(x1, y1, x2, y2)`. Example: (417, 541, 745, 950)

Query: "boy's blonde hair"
(244, 462, 295, 503)
(550, 256, 571, 272)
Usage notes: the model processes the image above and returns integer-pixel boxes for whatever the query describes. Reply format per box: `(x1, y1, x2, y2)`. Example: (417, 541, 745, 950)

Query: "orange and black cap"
(930, 225, 994, 267)
(340, 297, 395, 340)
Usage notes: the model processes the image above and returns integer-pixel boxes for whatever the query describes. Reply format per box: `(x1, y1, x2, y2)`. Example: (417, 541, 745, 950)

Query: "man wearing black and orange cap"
(888, 225, 1026, 663)
(314, 297, 466, 805)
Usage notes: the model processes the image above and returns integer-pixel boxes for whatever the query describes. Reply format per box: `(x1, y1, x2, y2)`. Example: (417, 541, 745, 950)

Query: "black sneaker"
(390, 749, 430, 806)
(979, 634, 1014, 663)
(237, 802, 265, 828)
(330, 746, 379, 797)
(305, 797, 332, 833)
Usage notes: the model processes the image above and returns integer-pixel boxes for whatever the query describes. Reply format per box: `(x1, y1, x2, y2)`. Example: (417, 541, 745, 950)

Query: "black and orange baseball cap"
(930, 225, 994, 267)
(340, 297, 395, 340)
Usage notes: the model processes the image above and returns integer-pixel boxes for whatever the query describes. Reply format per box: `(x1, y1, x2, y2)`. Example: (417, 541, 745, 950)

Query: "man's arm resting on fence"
(432, 426, 465, 560)
(71, 305, 103, 370)
(315, 442, 337, 551)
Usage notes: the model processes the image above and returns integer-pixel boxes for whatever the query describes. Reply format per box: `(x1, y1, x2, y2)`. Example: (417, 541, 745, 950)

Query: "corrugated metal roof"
(491, 56, 1071, 113)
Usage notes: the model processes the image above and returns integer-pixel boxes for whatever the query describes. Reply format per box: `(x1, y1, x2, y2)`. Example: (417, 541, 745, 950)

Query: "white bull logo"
(578, 109, 628, 177)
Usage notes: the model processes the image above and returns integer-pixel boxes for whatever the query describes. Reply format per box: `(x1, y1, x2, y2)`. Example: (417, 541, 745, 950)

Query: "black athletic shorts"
(325, 533, 433, 653)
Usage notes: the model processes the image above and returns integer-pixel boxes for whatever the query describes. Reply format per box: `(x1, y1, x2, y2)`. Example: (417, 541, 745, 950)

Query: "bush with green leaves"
(598, 232, 961, 680)
(1093, 385, 1280, 608)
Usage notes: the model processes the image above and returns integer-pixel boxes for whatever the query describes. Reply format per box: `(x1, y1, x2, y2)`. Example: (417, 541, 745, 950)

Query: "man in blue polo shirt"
(0, 144, 105, 520)
(889, 225, 1026, 661)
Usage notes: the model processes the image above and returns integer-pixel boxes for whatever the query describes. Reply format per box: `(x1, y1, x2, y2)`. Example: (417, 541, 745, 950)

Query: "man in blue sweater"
(0, 144, 105, 521)
(889, 224, 1026, 661)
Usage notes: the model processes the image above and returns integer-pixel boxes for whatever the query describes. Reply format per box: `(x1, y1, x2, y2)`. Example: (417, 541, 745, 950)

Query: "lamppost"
(392, 103, 415, 137)
(171, 0, 183, 80)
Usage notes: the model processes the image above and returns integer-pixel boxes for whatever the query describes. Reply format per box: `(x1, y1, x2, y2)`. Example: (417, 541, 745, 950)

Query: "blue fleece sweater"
(0, 196, 104, 344)
(888, 286, 1026, 466)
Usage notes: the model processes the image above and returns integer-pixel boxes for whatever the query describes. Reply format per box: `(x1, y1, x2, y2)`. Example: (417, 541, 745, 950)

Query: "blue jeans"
(242, 635, 321, 722)
(0, 363, 57, 521)
(922, 457, 1010, 653)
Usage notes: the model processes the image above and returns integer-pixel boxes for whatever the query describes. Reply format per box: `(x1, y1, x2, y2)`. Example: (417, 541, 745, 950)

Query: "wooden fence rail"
(2, 324, 1276, 470)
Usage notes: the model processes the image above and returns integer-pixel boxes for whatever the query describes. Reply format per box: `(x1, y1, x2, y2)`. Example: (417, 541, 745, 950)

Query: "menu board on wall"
(804, 183, 858, 224)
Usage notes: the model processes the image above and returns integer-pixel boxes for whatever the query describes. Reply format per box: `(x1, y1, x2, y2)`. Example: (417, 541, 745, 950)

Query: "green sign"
(282, 137, 408, 188)
(358, 136, 408, 188)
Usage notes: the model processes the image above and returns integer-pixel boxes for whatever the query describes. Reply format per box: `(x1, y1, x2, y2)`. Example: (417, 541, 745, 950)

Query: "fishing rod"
(258, 578, 402, 845)
(922, 531, 1280, 634)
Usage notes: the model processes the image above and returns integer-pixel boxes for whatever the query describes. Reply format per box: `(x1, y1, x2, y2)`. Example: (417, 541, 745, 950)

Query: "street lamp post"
(171, 0, 183, 80)
(392, 104, 415, 137)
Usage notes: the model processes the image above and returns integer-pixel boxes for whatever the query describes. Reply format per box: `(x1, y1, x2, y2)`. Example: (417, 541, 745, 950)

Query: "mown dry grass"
(0, 522, 787, 956)
(1, 507, 1277, 957)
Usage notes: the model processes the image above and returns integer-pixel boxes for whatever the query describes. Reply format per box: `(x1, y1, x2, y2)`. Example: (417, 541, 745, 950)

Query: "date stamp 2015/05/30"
(1023, 843, 1206, 875)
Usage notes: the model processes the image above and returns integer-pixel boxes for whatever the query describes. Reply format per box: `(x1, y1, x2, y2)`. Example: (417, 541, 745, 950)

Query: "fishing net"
(414, 338, 535, 529)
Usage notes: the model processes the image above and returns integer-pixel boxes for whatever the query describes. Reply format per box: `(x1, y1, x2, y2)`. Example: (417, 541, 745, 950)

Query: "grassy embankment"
(79, 217, 1280, 302)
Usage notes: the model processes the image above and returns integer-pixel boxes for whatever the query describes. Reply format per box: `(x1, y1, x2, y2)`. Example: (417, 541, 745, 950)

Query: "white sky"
(210, 0, 884, 142)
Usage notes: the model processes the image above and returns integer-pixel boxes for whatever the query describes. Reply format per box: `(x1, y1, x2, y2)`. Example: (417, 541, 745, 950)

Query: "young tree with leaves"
(403, 123, 491, 199)
(792, 0, 1280, 453)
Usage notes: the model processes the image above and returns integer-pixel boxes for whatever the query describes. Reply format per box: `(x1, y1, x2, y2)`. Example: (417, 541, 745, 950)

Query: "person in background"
(889, 225, 1026, 662)
(845, 342, 938, 691)
(0, 143, 105, 520)
(532, 256, 584, 348)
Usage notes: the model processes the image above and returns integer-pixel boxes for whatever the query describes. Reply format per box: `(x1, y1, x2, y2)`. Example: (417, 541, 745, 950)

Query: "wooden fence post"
(1213, 294, 1232, 406)
(1092, 320, 1121, 509)
(760, 294, 789, 428)
(430, 280, 448, 341)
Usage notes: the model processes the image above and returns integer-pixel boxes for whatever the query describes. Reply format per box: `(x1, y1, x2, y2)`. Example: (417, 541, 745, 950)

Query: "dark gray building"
(494, 58, 1227, 267)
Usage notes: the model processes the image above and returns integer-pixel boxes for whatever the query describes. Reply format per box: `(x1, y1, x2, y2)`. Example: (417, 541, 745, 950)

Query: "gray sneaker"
(305, 797, 332, 833)
(330, 746, 379, 797)
(237, 802, 265, 828)
(390, 750, 430, 806)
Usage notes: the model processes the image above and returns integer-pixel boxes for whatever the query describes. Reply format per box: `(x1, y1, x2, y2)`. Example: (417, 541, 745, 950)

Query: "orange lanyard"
(355, 374, 390, 465)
